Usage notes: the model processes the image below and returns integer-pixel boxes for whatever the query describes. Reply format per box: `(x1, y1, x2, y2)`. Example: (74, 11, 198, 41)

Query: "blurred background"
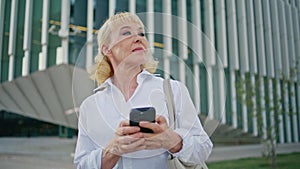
(0, 0, 300, 168)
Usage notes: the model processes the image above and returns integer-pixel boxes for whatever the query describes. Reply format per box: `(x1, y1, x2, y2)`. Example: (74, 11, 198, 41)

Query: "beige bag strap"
(164, 79, 209, 169)
(163, 78, 176, 130)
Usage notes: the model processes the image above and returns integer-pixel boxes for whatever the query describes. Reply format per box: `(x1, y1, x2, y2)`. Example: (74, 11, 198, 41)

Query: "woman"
(74, 12, 212, 169)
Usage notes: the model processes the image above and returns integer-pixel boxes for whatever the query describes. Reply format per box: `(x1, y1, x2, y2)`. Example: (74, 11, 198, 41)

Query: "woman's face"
(106, 21, 149, 69)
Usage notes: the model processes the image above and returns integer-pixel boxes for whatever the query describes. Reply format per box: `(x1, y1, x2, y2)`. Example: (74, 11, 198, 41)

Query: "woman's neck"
(112, 66, 142, 101)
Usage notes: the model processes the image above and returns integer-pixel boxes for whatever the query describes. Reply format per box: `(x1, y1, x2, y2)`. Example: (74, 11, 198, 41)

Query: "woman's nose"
(132, 34, 142, 43)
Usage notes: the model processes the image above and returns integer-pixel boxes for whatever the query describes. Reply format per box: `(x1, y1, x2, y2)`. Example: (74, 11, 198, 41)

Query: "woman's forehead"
(110, 21, 144, 32)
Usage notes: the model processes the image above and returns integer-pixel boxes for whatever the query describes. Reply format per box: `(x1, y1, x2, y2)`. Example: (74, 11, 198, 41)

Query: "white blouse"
(74, 70, 212, 169)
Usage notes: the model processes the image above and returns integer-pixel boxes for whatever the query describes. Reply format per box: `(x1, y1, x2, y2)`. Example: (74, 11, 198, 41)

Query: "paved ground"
(0, 137, 76, 169)
(1, 137, 300, 169)
(207, 142, 300, 162)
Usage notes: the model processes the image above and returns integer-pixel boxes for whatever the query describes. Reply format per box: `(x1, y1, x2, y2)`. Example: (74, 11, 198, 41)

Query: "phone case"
(130, 107, 156, 133)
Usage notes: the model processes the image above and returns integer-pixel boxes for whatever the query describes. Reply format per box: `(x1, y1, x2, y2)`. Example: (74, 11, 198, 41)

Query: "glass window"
(1, 0, 11, 82)
(48, 0, 62, 67)
(30, 0, 43, 73)
(115, 0, 128, 13)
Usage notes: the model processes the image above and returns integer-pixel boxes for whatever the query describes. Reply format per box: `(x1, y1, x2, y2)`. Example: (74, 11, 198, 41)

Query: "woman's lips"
(132, 47, 144, 52)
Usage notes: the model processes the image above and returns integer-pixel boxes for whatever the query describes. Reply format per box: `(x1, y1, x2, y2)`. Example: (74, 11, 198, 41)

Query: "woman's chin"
(125, 53, 148, 65)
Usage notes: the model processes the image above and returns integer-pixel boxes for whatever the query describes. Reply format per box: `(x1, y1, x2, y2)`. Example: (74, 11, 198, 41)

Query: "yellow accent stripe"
(48, 20, 165, 48)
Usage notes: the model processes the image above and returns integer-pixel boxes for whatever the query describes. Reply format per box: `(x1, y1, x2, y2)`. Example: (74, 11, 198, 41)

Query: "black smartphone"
(129, 107, 156, 133)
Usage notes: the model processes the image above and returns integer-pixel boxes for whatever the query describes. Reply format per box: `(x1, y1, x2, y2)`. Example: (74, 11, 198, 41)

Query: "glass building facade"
(0, 0, 300, 143)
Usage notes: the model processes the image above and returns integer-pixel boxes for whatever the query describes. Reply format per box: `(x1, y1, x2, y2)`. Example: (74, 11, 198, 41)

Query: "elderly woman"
(74, 12, 212, 169)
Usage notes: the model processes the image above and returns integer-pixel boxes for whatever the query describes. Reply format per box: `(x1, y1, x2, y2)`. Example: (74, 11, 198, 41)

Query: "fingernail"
(139, 121, 148, 125)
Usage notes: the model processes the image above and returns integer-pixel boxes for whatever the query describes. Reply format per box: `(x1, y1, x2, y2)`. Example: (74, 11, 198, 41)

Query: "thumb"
(156, 115, 167, 125)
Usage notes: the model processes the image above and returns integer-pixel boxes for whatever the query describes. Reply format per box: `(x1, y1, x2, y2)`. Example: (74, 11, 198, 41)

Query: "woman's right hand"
(105, 120, 146, 156)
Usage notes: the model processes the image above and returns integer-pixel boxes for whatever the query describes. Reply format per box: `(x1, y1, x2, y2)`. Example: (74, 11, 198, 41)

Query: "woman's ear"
(102, 45, 111, 56)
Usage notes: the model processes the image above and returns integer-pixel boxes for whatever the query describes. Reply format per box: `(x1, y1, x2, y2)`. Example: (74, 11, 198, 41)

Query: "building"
(0, 0, 300, 143)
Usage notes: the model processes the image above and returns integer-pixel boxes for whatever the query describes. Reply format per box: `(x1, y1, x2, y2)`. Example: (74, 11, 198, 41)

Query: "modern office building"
(0, 0, 300, 143)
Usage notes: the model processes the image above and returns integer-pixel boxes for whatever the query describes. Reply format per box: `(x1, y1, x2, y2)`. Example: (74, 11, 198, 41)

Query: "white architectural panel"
(226, 0, 239, 70)
(245, 0, 258, 74)
(259, 77, 267, 139)
(178, 0, 188, 83)
(129, 0, 136, 13)
(40, 0, 49, 70)
(15, 77, 53, 122)
(236, 0, 249, 132)
(292, 7, 300, 80)
(268, 79, 276, 144)
(230, 70, 238, 128)
(283, 82, 292, 143)
(270, 0, 283, 78)
(163, 0, 172, 78)
(215, 0, 227, 124)
(262, 0, 275, 78)
(23, 0, 33, 76)
(193, 64, 200, 112)
(0, 85, 23, 114)
(240, 74, 248, 132)
(86, 0, 94, 69)
(237, 0, 249, 73)
(191, 0, 202, 112)
(191, 0, 202, 63)
(59, 0, 70, 64)
(203, 0, 215, 66)
(290, 83, 299, 142)
(0, 64, 89, 128)
(285, 3, 296, 81)
(250, 75, 258, 136)
(8, 0, 18, 81)
(207, 66, 214, 119)
(146, 0, 154, 49)
(275, 79, 285, 143)
(254, 0, 267, 76)
(178, 0, 188, 61)
(278, 0, 290, 77)
(2, 81, 38, 119)
(215, 0, 228, 68)
(109, 0, 116, 17)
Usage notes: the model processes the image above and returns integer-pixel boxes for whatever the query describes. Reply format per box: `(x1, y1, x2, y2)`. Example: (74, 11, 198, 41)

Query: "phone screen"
(129, 107, 156, 133)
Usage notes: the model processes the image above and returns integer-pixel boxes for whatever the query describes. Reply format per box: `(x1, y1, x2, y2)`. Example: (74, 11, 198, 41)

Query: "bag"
(163, 79, 208, 169)
(168, 155, 206, 169)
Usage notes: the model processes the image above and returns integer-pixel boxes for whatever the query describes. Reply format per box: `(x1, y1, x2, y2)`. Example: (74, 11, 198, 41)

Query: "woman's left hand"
(139, 116, 183, 153)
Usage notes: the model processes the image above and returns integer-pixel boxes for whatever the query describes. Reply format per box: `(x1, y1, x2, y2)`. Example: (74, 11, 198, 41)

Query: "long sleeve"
(171, 81, 213, 165)
(74, 102, 120, 169)
(74, 119, 103, 169)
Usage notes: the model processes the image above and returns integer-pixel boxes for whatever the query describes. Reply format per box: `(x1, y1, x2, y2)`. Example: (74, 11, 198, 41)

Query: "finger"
(156, 115, 167, 124)
(118, 133, 144, 144)
(144, 140, 162, 150)
(156, 116, 169, 129)
(120, 138, 146, 153)
(142, 132, 156, 138)
(139, 121, 162, 133)
(116, 126, 140, 135)
(119, 120, 130, 127)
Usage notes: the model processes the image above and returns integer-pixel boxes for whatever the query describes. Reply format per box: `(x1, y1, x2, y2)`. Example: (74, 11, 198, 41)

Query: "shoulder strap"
(163, 79, 176, 130)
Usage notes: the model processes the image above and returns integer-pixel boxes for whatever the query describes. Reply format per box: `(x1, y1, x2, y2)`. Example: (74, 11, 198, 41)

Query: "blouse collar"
(93, 69, 155, 93)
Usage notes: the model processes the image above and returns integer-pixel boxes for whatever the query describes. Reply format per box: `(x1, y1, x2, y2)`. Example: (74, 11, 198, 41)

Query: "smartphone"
(129, 107, 156, 133)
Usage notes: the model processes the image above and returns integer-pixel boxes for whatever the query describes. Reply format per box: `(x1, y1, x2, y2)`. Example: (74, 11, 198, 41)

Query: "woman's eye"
(122, 31, 131, 36)
(139, 32, 145, 37)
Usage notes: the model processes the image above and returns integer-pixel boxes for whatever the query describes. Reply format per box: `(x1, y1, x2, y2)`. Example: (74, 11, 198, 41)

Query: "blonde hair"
(89, 12, 158, 85)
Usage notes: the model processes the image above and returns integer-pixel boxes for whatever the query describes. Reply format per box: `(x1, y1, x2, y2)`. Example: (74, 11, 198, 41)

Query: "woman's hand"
(105, 120, 146, 156)
(101, 120, 145, 169)
(139, 116, 183, 153)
